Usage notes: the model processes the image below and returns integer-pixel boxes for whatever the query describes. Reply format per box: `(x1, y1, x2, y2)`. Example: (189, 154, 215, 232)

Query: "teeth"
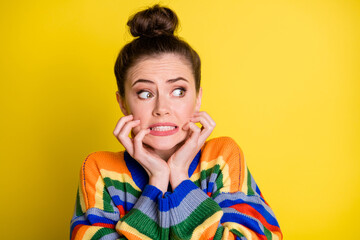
(151, 126, 176, 131)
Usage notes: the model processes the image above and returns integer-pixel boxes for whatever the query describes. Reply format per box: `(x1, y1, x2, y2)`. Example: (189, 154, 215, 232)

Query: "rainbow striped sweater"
(70, 137, 282, 239)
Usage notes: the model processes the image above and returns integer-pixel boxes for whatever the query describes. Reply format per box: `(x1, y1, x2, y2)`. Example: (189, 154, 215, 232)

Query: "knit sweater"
(70, 137, 282, 240)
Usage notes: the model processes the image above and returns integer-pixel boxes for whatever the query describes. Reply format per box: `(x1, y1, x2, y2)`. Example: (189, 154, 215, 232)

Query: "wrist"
(149, 175, 169, 194)
(169, 171, 189, 190)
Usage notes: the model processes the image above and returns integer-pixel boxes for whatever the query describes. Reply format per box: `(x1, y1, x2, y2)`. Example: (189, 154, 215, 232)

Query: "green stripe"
(75, 188, 84, 216)
(247, 168, 255, 196)
(90, 227, 116, 240)
(196, 164, 225, 198)
(121, 208, 168, 238)
(170, 198, 222, 239)
(211, 170, 225, 199)
(213, 225, 224, 240)
(192, 178, 201, 188)
(103, 177, 141, 198)
(200, 164, 222, 181)
(103, 188, 114, 212)
(263, 226, 273, 239)
(193, 164, 224, 195)
(230, 228, 245, 237)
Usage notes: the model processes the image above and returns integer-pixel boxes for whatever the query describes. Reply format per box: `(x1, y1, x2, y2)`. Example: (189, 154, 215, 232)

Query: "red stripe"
(230, 203, 281, 233)
(117, 205, 125, 218)
(71, 224, 83, 240)
(260, 192, 269, 205)
(93, 222, 115, 228)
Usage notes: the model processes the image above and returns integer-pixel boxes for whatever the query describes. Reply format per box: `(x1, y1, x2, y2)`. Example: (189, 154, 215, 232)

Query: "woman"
(70, 5, 282, 240)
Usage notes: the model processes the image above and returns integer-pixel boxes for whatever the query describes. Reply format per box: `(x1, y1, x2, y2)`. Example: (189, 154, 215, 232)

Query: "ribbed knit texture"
(70, 137, 282, 240)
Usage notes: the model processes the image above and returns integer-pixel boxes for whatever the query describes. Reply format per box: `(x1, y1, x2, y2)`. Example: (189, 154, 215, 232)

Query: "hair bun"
(127, 5, 178, 38)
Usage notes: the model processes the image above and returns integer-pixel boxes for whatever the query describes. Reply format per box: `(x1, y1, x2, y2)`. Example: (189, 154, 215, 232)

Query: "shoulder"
(201, 136, 244, 162)
(79, 150, 128, 190)
(79, 151, 129, 208)
(81, 151, 126, 175)
(81, 150, 126, 173)
(200, 137, 246, 192)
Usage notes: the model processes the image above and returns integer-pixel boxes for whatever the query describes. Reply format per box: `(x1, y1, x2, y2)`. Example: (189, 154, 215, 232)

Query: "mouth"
(150, 126, 177, 131)
(148, 123, 179, 136)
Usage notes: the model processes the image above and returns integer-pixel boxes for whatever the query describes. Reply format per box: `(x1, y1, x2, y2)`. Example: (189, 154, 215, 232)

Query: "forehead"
(126, 53, 194, 85)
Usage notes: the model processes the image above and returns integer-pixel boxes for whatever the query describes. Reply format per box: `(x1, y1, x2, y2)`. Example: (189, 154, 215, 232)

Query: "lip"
(148, 122, 179, 136)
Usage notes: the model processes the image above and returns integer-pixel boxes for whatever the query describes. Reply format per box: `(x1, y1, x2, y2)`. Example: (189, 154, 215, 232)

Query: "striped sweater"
(70, 137, 282, 239)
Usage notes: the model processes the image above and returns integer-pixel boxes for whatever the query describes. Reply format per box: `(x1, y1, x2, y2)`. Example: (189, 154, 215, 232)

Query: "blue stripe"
(112, 195, 135, 212)
(219, 199, 279, 227)
(207, 181, 214, 193)
(221, 212, 266, 236)
(124, 150, 200, 190)
(124, 151, 148, 190)
(158, 196, 171, 212)
(87, 214, 117, 225)
(168, 180, 202, 207)
(188, 150, 201, 177)
(141, 184, 162, 199)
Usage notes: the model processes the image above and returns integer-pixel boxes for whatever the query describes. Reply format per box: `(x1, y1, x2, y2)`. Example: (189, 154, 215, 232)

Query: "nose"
(152, 94, 170, 117)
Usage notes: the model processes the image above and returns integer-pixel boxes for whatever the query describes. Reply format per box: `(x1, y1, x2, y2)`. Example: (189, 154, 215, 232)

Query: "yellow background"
(1, 0, 359, 239)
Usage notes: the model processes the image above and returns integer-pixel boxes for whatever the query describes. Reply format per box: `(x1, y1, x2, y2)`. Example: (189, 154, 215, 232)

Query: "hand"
(113, 115, 170, 193)
(167, 111, 216, 189)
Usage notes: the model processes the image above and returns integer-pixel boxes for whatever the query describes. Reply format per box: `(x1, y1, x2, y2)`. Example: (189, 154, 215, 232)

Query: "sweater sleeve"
(167, 137, 283, 240)
(70, 152, 170, 240)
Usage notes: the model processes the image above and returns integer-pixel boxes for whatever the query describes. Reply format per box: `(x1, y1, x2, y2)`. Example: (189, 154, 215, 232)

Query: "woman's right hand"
(113, 115, 170, 193)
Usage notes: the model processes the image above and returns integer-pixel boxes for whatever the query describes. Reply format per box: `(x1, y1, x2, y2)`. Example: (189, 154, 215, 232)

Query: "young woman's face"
(117, 53, 202, 152)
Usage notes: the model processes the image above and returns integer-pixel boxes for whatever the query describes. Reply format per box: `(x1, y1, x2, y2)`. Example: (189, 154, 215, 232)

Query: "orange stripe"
(121, 231, 148, 240)
(81, 151, 132, 208)
(71, 225, 88, 240)
(198, 220, 218, 239)
(199, 137, 244, 192)
(71, 224, 82, 240)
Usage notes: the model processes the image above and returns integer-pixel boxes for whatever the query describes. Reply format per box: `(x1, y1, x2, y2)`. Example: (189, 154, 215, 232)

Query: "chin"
(143, 133, 187, 151)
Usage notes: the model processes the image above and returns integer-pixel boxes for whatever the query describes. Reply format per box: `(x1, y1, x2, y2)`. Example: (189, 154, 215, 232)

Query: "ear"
(195, 87, 202, 112)
(116, 91, 129, 115)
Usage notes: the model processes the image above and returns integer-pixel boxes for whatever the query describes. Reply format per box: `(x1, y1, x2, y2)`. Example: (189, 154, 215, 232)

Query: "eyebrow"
(131, 77, 188, 87)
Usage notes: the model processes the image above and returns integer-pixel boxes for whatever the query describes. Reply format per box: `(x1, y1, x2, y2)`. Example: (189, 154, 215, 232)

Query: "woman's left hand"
(167, 111, 216, 190)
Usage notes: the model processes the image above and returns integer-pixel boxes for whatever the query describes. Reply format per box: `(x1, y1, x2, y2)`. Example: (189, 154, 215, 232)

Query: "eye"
(138, 91, 153, 99)
(172, 88, 186, 97)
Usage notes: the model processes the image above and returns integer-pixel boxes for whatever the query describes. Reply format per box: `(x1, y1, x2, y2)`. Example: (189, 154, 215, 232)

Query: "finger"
(186, 122, 201, 145)
(191, 112, 216, 129)
(190, 114, 214, 135)
(190, 113, 215, 144)
(133, 128, 151, 155)
(182, 122, 190, 131)
(116, 120, 140, 155)
(113, 115, 133, 136)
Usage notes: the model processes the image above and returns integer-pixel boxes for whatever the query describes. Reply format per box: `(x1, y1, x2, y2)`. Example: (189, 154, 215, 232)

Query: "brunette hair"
(114, 4, 201, 98)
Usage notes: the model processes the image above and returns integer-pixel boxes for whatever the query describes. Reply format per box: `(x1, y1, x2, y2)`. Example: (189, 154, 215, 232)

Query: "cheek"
(128, 104, 150, 133)
(176, 103, 197, 121)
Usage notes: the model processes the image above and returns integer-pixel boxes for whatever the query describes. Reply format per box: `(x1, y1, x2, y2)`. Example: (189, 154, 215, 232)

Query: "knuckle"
(133, 135, 143, 143)
(194, 127, 201, 133)
(118, 134, 127, 142)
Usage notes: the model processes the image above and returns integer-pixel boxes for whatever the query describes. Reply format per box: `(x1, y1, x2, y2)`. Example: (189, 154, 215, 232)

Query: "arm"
(167, 138, 282, 240)
(114, 115, 172, 239)
(70, 173, 121, 240)
(70, 153, 171, 240)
